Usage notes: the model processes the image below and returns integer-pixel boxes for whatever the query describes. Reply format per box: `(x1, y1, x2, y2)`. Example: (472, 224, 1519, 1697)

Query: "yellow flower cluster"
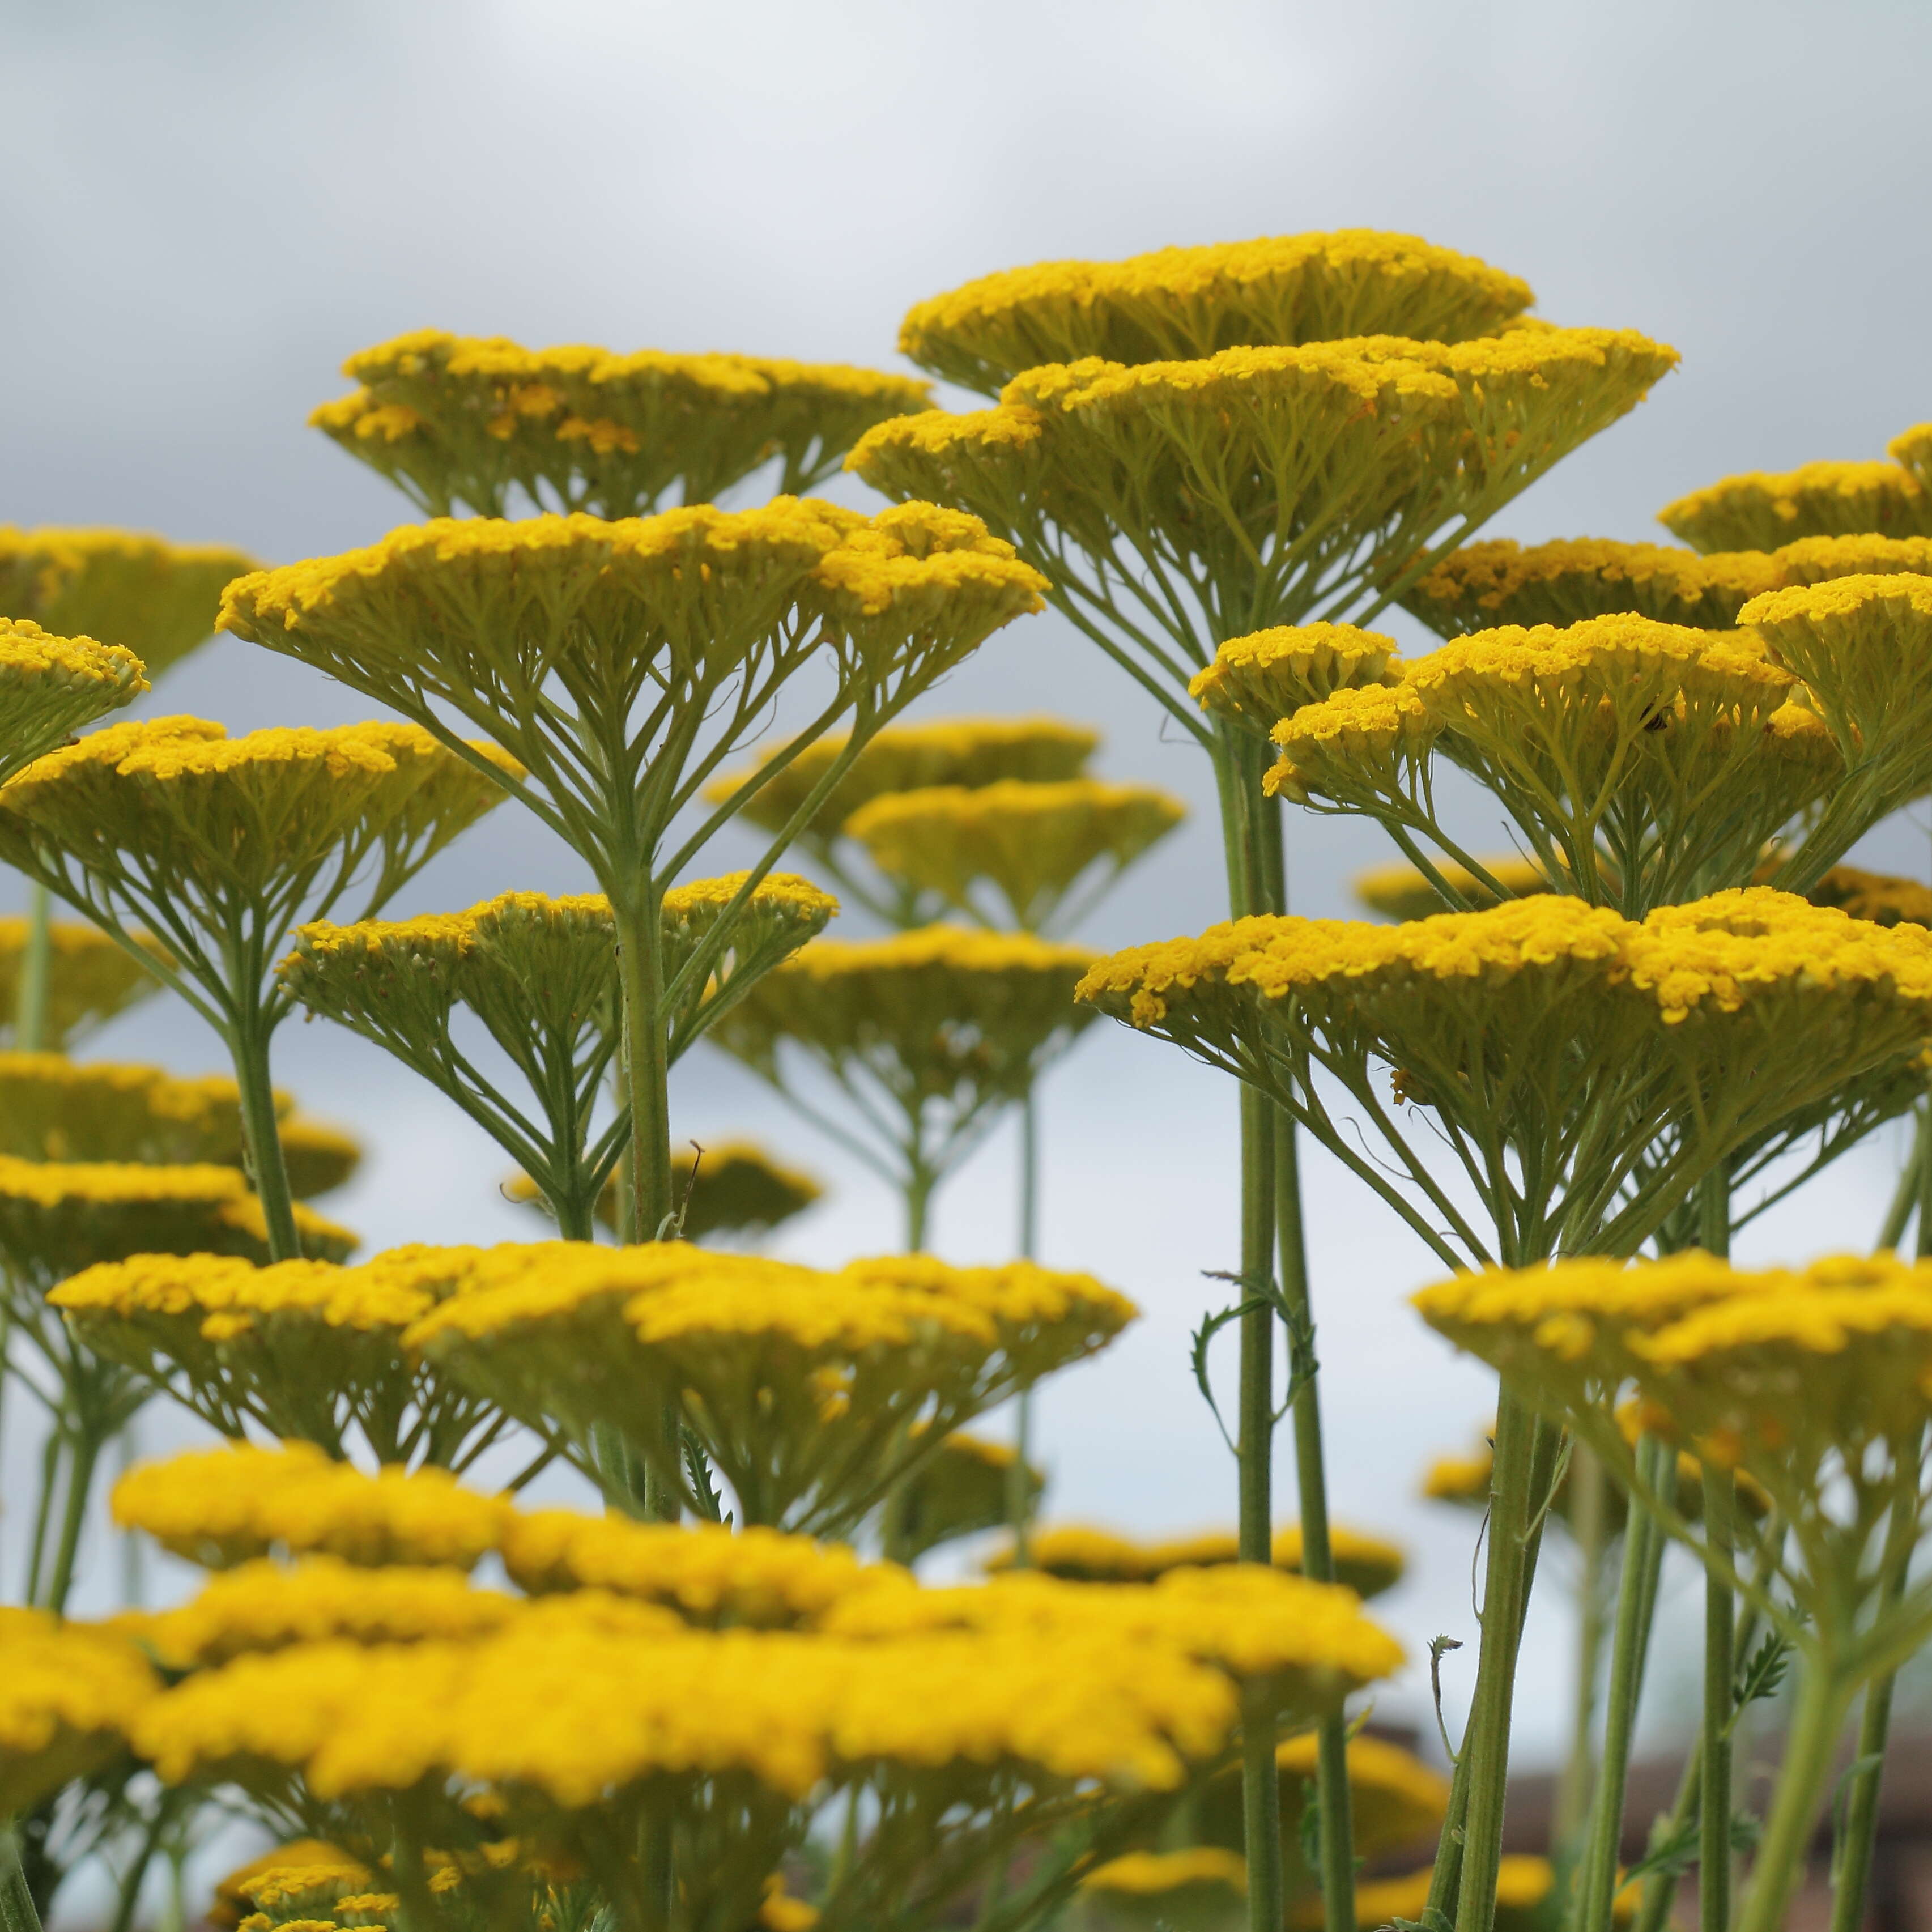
(509, 1139, 822, 1243)
(1354, 856, 1551, 922)
(1661, 459, 1932, 555)
(997, 1521, 1404, 1599)
(0, 917, 166, 1050)
(718, 714, 1098, 845)
(1080, 1848, 1248, 1897)
(1189, 622, 1402, 727)
(0, 1155, 354, 1285)
(1403, 538, 1783, 636)
(898, 229, 1534, 393)
(1768, 532, 1932, 585)
(0, 525, 256, 675)
(842, 778, 1184, 929)
(712, 924, 1097, 1090)
(0, 616, 148, 784)
(1328, 1857, 1556, 1932)
(0, 1606, 161, 1815)
(0, 1054, 357, 1195)
(111, 1440, 512, 1569)
(312, 328, 931, 516)
(1807, 865, 1932, 929)
(1892, 423, 1932, 493)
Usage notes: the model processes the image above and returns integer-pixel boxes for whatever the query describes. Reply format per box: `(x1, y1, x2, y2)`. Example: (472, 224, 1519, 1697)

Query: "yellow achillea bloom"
(994, 1521, 1404, 1601)
(0, 526, 256, 676)
(0, 1607, 161, 1815)
(898, 230, 1533, 394)
(0, 717, 514, 1261)
(1354, 855, 1552, 922)
(509, 1139, 823, 1245)
(1401, 538, 1784, 637)
(52, 1246, 511, 1466)
(1740, 573, 1932, 862)
(842, 778, 1184, 932)
(405, 1241, 1132, 1533)
(1769, 531, 1932, 585)
(0, 916, 167, 1051)
(0, 616, 148, 785)
(0, 1157, 354, 1287)
(852, 332, 1677, 656)
(501, 1510, 900, 1627)
(112, 1440, 512, 1571)
(1271, 616, 1839, 915)
(1806, 865, 1932, 929)
(1079, 1848, 1247, 1928)
(1189, 623, 1403, 730)
(1660, 459, 1932, 554)
(283, 880, 832, 1241)
(1325, 1857, 1556, 1932)
(707, 926, 1099, 1245)
(210, 1844, 358, 1930)
(1891, 423, 1932, 495)
(219, 505, 1044, 1244)
(1079, 890, 1932, 1266)
(887, 1425, 1042, 1562)
(0, 1054, 356, 1197)
(312, 329, 931, 517)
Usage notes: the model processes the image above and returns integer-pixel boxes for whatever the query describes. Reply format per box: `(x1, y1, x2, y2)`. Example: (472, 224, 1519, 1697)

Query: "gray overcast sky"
(6, 0, 1932, 1771)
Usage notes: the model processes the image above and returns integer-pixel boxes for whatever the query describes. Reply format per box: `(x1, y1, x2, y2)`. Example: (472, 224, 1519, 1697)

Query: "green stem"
(229, 1002, 300, 1261)
(15, 884, 51, 1054)
(23, 1430, 59, 1608)
(1876, 1102, 1926, 1252)
(1276, 1110, 1354, 1932)
(1554, 1444, 1609, 1861)
(0, 1829, 41, 1932)
(1701, 1469, 1737, 1932)
(1007, 1090, 1040, 1567)
(1735, 1659, 1853, 1932)
(42, 1423, 103, 1615)
(905, 1165, 935, 1252)
(1633, 1735, 1703, 1932)
(1829, 1490, 1918, 1932)
(1453, 1386, 1541, 1932)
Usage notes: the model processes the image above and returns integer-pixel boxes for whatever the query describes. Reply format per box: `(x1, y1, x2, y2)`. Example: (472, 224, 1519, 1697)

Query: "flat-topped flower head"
(1190, 623, 1402, 730)
(888, 1428, 1042, 1561)
(112, 1441, 512, 1570)
(0, 616, 147, 780)
(0, 1158, 353, 1290)
(713, 713, 1097, 861)
(1337, 1859, 1556, 1932)
(1201, 1732, 1449, 1868)
(405, 1242, 1132, 1533)
(1081, 891, 1932, 1264)
(1273, 616, 1840, 914)
(1659, 460, 1932, 554)
(898, 230, 1534, 394)
(312, 329, 931, 517)
(994, 1521, 1403, 1600)
(52, 1246, 517, 1465)
(0, 917, 166, 1050)
(1401, 538, 1784, 637)
(852, 331, 1676, 665)
(710, 926, 1098, 1234)
(1891, 423, 1932, 495)
(0, 1054, 354, 1195)
(509, 1139, 823, 1244)
(0, 526, 256, 676)
(1806, 865, 1932, 929)
(1740, 572, 1932, 836)
(1355, 856, 1552, 922)
(842, 778, 1184, 931)
(0, 1608, 160, 1816)
(1769, 532, 1932, 585)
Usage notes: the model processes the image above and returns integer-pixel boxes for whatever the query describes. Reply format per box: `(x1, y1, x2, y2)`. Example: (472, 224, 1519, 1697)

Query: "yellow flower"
(210, 1844, 359, 1930)
(1402, 537, 1783, 636)
(1891, 422, 1932, 495)
(842, 778, 1184, 930)
(405, 1242, 1132, 1533)
(0, 917, 167, 1051)
(1806, 865, 1932, 929)
(0, 1607, 160, 1815)
(889, 1426, 1041, 1562)
(1190, 622, 1403, 729)
(0, 616, 147, 781)
(898, 230, 1534, 393)
(1331, 1857, 1556, 1932)
(111, 1440, 512, 1570)
(991, 1520, 1402, 1599)
(1354, 856, 1552, 922)
(1661, 460, 1932, 554)
(0, 1053, 354, 1196)
(0, 526, 256, 676)
(313, 329, 930, 517)
(1769, 531, 1932, 585)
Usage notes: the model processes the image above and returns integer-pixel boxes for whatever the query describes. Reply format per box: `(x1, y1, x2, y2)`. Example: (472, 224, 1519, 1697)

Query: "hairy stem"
(1735, 1659, 1852, 1932)
(229, 1000, 300, 1261)
(14, 884, 50, 1053)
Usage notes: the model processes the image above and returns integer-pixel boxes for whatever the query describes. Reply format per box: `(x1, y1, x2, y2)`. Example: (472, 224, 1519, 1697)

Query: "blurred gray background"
(6, 0, 1932, 1774)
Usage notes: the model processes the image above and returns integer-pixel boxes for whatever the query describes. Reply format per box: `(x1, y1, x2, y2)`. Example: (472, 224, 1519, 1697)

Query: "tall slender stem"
(1735, 1658, 1853, 1932)
(0, 1829, 42, 1932)
(1007, 1087, 1041, 1566)
(1555, 1444, 1609, 1862)
(229, 1000, 299, 1261)
(42, 1422, 102, 1614)
(1578, 1435, 1671, 1932)
(1454, 1386, 1541, 1932)
(15, 884, 51, 1053)
(1699, 1169, 1734, 1932)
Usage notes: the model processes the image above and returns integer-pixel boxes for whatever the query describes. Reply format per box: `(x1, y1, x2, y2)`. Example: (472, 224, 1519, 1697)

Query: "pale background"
(6, 0, 1932, 1828)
